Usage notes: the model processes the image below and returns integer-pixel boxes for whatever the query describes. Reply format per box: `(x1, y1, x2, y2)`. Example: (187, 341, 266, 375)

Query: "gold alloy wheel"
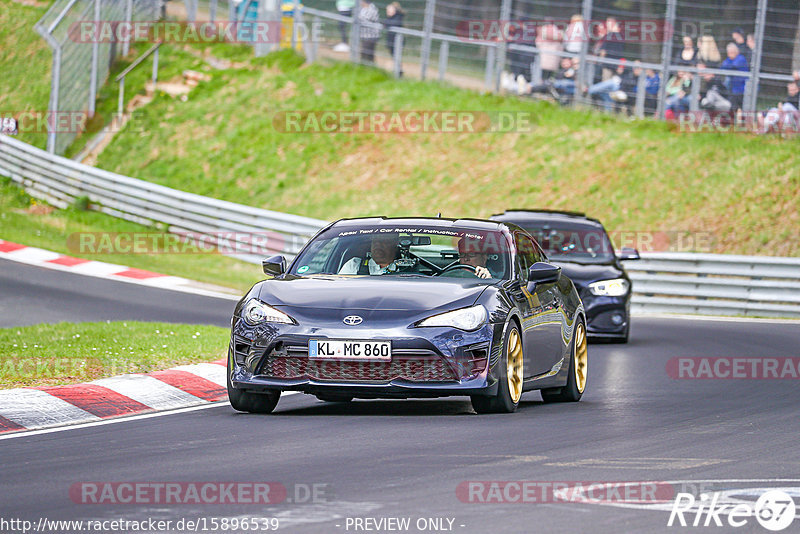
(574, 322, 588, 393)
(506, 328, 523, 403)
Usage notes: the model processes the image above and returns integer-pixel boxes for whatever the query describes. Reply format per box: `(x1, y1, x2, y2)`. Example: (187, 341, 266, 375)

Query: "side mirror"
(618, 247, 640, 261)
(528, 262, 561, 286)
(262, 255, 286, 277)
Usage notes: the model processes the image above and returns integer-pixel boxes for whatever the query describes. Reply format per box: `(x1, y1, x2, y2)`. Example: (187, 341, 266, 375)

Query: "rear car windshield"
(521, 222, 616, 264)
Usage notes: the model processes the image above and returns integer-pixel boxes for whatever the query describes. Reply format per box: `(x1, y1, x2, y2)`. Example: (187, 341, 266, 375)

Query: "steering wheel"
(438, 263, 477, 276)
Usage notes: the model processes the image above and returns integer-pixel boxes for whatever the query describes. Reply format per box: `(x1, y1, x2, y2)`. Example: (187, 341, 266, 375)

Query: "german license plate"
(308, 339, 391, 360)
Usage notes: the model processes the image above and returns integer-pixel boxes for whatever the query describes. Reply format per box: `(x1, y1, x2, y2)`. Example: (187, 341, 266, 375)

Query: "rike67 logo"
(668, 489, 796, 531)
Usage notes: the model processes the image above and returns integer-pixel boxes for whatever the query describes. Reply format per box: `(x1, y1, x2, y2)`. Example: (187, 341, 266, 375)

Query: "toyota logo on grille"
(343, 315, 363, 326)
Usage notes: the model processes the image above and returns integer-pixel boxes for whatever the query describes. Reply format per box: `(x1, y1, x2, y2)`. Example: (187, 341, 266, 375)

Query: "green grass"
(0, 176, 264, 292)
(0, 0, 54, 150)
(0, 321, 228, 388)
(87, 48, 800, 257)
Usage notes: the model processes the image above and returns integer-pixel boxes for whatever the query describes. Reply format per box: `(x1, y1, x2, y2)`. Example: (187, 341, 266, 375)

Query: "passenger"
(458, 237, 493, 279)
(339, 233, 400, 275)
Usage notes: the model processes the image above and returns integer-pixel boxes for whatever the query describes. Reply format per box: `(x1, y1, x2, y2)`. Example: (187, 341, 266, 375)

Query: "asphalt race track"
(0, 258, 234, 328)
(2, 260, 799, 533)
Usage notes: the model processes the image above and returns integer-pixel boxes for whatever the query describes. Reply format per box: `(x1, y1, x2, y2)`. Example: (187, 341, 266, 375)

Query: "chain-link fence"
(289, 0, 800, 126)
(35, 0, 161, 155)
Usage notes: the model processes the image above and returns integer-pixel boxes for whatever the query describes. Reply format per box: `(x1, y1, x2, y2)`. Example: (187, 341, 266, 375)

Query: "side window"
(515, 232, 539, 281)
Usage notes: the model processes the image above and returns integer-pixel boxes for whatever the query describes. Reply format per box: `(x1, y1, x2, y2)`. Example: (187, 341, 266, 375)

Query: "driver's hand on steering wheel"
(475, 266, 491, 279)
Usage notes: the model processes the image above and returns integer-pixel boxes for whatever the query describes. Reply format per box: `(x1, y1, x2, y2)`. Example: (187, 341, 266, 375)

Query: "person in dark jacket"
(383, 2, 404, 59)
(697, 63, 731, 112)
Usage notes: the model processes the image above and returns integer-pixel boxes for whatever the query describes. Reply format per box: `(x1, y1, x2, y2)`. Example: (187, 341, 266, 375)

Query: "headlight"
(588, 278, 629, 296)
(417, 305, 487, 331)
(242, 299, 294, 325)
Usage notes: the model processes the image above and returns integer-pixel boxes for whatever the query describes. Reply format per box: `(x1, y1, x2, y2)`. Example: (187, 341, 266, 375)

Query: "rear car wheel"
(541, 319, 587, 403)
(471, 323, 523, 414)
(227, 355, 281, 414)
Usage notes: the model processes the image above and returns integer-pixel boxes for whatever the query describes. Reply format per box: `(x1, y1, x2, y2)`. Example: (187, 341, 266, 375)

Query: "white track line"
(0, 392, 300, 441)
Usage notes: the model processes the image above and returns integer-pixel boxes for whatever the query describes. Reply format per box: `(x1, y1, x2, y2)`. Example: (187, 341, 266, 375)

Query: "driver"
(458, 236, 493, 279)
(338, 233, 400, 275)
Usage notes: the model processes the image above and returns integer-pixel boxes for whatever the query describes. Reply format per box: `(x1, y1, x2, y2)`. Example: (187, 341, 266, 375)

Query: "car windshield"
(290, 224, 511, 280)
(522, 223, 615, 264)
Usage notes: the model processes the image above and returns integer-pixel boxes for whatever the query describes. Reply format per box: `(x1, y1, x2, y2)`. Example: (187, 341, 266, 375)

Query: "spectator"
(563, 14, 585, 55)
(587, 58, 628, 112)
(358, 0, 380, 64)
(674, 35, 697, 66)
(334, 0, 355, 52)
(746, 33, 756, 62)
(642, 68, 660, 115)
(664, 71, 694, 118)
(731, 28, 750, 66)
(536, 22, 564, 79)
(721, 42, 748, 113)
(382, 3, 404, 60)
(599, 17, 625, 61)
(697, 63, 731, 112)
(553, 56, 578, 99)
(524, 56, 575, 101)
(759, 81, 800, 134)
(697, 35, 722, 67)
(610, 60, 640, 115)
(506, 17, 537, 83)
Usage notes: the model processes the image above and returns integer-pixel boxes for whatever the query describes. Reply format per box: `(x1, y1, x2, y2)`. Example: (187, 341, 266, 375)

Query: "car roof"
(330, 216, 513, 232)
(490, 209, 605, 229)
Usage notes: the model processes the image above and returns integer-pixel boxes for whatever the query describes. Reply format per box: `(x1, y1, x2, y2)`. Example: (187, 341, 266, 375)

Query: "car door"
(513, 232, 563, 377)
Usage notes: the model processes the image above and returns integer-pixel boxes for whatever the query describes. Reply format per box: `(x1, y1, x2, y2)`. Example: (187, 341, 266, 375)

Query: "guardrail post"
(438, 40, 449, 81)
(574, 0, 593, 107)
(350, 1, 360, 63)
(689, 74, 700, 111)
(634, 69, 646, 117)
(209, 0, 218, 23)
(419, 0, 436, 80)
(393, 32, 403, 78)
(152, 46, 160, 84)
(484, 45, 496, 91)
(88, 0, 101, 116)
(118, 78, 125, 119)
(292, 0, 300, 51)
(493, 0, 512, 92)
(308, 15, 319, 63)
(46, 46, 62, 154)
(123, 0, 133, 56)
(746, 0, 768, 112)
(531, 52, 542, 85)
(656, 0, 677, 118)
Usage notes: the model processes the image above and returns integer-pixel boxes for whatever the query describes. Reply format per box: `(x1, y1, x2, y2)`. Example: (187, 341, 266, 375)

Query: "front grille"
(259, 355, 457, 382)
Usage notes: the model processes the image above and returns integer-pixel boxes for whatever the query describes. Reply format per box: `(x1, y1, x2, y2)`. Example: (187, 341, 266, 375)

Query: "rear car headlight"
(418, 305, 487, 331)
(242, 299, 294, 325)
(588, 278, 630, 296)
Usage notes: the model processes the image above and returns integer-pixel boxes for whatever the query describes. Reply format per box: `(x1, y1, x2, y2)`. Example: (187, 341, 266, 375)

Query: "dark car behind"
(490, 210, 639, 343)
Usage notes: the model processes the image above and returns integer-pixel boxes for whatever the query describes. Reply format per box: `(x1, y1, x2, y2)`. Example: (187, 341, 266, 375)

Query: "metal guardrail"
(0, 135, 326, 263)
(623, 253, 800, 317)
(1, 135, 799, 317)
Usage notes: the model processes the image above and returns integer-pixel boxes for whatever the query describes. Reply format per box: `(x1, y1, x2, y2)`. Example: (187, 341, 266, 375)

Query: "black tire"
(227, 355, 281, 414)
(541, 318, 587, 403)
(471, 323, 523, 414)
(315, 394, 354, 403)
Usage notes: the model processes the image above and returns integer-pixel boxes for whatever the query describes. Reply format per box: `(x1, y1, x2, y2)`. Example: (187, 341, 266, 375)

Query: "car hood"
(258, 275, 490, 313)
(552, 261, 624, 288)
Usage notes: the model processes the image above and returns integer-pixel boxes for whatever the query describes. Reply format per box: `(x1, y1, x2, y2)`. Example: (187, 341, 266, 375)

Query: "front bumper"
(581, 292, 631, 336)
(228, 319, 504, 398)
